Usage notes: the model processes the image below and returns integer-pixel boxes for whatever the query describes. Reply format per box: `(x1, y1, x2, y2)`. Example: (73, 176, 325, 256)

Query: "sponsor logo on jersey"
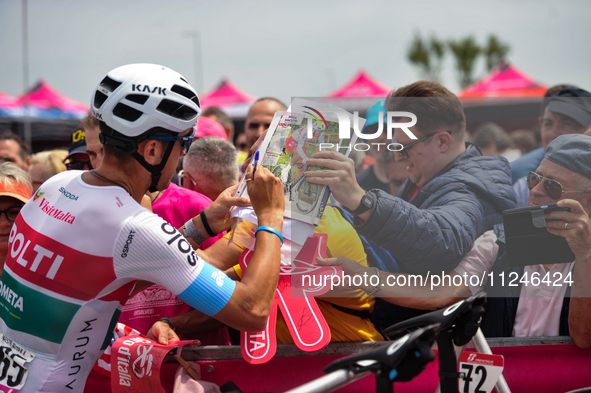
(38, 198, 76, 224)
(0, 280, 24, 312)
(59, 187, 79, 201)
(116, 197, 124, 207)
(212, 270, 226, 287)
(121, 230, 136, 258)
(160, 223, 196, 266)
(33, 188, 44, 202)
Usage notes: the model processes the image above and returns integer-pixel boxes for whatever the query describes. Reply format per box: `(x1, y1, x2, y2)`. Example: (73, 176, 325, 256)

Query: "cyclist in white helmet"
(0, 64, 285, 392)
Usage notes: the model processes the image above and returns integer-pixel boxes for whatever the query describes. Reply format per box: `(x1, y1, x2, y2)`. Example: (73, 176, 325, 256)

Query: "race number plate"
(0, 334, 35, 391)
(459, 352, 504, 393)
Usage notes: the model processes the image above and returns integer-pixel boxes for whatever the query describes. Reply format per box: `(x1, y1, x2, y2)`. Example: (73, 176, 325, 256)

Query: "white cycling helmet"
(91, 63, 201, 137)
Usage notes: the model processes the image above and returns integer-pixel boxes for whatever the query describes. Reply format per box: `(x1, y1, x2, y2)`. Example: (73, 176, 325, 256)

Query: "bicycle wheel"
(293, 179, 319, 214)
(271, 164, 285, 177)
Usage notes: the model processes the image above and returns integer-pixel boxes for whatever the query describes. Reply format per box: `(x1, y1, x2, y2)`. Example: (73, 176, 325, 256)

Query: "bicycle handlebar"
(383, 293, 486, 346)
(285, 324, 439, 393)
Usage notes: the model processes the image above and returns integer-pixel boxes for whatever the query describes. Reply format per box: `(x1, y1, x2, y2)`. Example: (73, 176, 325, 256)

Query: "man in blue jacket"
(305, 80, 516, 277)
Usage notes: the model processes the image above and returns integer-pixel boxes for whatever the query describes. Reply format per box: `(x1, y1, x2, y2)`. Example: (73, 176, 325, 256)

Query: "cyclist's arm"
(195, 236, 244, 271)
(148, 266, 241, 344)
(117, 166, 284, 333)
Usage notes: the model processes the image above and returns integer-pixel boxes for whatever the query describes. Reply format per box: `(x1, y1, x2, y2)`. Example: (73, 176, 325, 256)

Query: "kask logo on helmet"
(131, 84, 167, 96)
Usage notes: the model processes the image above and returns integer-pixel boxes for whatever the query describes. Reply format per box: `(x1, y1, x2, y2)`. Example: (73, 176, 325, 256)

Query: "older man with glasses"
(455, 134, 591, 348)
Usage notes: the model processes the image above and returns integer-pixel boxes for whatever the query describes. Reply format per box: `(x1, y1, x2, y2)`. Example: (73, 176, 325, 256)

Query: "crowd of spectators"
(1, 64, 590, 391)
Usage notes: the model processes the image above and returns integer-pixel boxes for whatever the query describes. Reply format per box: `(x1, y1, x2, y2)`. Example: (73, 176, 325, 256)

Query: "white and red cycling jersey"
(0, 170, 235, 392)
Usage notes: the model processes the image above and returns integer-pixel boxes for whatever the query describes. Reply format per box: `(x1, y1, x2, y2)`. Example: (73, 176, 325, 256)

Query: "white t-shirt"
(452, 229, 574, 337)
(0, 170, 235, 392)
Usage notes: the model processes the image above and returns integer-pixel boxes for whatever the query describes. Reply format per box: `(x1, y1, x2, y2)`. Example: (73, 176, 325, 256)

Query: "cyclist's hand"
(205, 184, 252, 234)
(147, 320, 180, 345)
(246, 164, 285, 229)
(304, 151, 366, 211)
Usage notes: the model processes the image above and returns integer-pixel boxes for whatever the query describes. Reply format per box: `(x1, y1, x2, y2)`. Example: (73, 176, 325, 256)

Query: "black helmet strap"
(132, 140, 176, 193)
(100, 129, 177, 193)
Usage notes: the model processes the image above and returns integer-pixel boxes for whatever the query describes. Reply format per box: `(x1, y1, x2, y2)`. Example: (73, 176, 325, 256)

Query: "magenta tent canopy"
(5, 80, 90, 119)
(326, 70, 391, 97)
(200, 79, 256, 119)
(458, 61, 548, 98)
(0, 90, 18, 109)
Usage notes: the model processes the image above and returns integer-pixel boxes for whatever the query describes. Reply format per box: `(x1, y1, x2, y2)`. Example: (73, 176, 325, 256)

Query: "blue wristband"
(255, 226, 284, 245)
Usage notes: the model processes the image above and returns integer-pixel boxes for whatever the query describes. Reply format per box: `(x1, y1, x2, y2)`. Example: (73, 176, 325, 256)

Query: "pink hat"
(194, 116, 227, 140)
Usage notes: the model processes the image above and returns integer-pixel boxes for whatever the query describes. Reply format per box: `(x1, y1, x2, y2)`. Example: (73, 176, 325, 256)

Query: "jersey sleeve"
(112, 210, 236, 316)
(452, 230, 499, 295)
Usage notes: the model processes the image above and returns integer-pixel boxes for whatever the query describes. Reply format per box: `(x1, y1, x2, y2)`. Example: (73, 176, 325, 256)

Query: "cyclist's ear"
(138, 139, 165, 165)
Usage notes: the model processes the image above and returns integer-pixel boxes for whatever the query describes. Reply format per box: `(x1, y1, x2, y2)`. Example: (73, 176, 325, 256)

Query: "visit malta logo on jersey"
(34, 189, 76, 224)
(33, 188, 44, 202)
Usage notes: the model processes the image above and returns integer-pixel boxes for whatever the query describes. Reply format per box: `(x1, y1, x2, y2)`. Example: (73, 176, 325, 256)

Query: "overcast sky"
(1, 0, 590, 106)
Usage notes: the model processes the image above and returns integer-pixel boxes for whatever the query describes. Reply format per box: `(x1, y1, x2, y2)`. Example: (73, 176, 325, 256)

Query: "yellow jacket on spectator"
(233, 206, 384, 342)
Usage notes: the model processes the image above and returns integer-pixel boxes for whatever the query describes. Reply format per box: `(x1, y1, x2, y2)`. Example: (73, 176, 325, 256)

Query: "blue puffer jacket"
(355, 143, 516, 275)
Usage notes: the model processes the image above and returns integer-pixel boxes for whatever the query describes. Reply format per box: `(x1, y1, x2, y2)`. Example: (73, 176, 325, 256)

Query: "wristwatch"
(352, 192, 376, 216)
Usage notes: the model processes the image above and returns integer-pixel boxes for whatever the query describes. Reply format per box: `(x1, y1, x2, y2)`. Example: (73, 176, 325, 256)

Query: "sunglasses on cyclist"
(147, 132, 195, 154)
(527, 171, 590, 200)
(66, 160, 93, 171)
(0, 206, 22, 222)
(398, 131, 450, 159)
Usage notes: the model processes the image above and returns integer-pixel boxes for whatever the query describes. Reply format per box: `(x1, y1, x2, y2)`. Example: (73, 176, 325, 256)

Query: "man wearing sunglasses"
(63, 127, 93, 171)
(448, 134, 591, 349)
(513, 87, 591, 207)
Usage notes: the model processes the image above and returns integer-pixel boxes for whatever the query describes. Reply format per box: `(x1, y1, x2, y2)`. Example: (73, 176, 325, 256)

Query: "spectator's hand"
(304, 151, 366, 211)
(205, 184, 252, 234)
(316, 256, 373, 293)
(240, 129, 268, 174)
(245, 164, 285, 228)
(147, 321, 180, 345)
(546, 199, 591, 261)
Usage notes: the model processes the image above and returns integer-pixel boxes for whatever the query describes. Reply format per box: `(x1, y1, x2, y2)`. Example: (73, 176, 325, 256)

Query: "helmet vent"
(94, 91, 108, 109)
(99, 76, 122, 92)
(156, 99, 197, 121)
(171, 85, 200, 108)
(180, 77, 189, 84)
(126, 94, 149, 105)
(113, 103, 143, 122)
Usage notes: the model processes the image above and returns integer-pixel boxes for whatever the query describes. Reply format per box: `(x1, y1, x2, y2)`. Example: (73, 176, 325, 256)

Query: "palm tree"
(448, 36, 482, 88)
